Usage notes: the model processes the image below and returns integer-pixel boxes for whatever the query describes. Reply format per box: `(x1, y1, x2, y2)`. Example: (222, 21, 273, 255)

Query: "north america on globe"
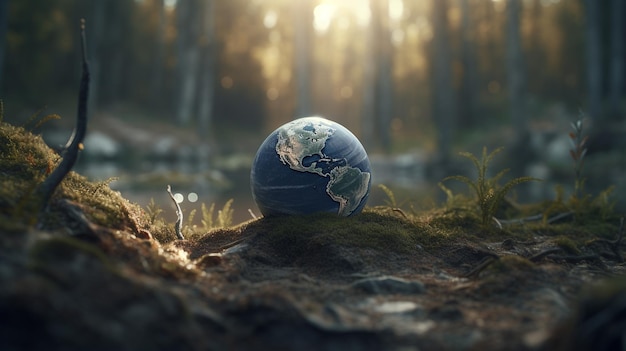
(251, 116, 372, 217)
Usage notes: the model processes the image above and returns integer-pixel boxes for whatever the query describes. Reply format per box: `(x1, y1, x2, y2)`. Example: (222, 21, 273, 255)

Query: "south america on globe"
(251, 116, 372, 217)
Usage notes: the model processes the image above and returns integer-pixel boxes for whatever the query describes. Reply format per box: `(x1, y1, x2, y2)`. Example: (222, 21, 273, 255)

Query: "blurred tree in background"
(0, 0, 624, 156)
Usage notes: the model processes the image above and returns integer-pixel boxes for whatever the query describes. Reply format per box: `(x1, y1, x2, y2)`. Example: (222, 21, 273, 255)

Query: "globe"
(251, 116, 372, 217)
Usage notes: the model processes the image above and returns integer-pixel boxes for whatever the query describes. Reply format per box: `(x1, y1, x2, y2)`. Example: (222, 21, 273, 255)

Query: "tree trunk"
(526, 0, 543, 96)
(376, 0, 393, 152)
(584, 0, 602, 120)
(151, 0, 166, 108)
(458, 0, 479, 129)
(367, 0, 393, 152)
(294, 0, 313, 118)
(432, 0, 455, 165)
(362, 0, 377, 150)
(197, 0, 215, 135)
(609, 0, 624, 118)
(87, 0, 106, 118)
(175, 0, 201, 126)
(506, 0, 526, 133)
(506, 0, 529, 175)
(0, 0, 8, 94)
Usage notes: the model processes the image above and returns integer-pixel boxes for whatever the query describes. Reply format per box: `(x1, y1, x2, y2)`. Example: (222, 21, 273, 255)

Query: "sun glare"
(263, 10, 278, 29)
(313, 0, 375, 34)
(389, 0, 404, 21)
(313, 3, 336, 33)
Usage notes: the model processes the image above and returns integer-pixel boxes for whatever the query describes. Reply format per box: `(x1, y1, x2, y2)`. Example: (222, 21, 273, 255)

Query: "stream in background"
(56, 117, 624, 230)
(75, 152, 433, 227)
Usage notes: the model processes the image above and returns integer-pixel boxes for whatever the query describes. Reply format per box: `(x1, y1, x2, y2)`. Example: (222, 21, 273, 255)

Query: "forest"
(1, 1, 626, 350)
(1, 0, 625, 214)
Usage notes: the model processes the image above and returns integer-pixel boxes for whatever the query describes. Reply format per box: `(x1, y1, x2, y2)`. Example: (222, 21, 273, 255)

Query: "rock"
(83, 131, 121, 158)
(352, 276, 426, 295)
(375, 301, 422, 314)
(195, 253, 223, 268)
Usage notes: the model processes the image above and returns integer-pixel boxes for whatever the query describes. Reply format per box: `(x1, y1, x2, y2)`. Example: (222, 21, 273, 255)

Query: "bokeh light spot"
(267, 87, 280, 100)
(174, 193, 184, 204)
(188, 192, 198, 203)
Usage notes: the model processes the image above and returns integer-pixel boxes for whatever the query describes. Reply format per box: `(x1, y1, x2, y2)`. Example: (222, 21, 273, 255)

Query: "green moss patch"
(0, 121, 151, 235)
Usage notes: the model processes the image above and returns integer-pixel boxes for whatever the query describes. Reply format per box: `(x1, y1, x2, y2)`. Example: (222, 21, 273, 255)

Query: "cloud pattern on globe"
(251, 117, 371, 217)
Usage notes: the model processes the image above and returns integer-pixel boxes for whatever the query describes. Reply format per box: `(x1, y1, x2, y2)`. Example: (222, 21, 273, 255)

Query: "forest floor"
(1, 120, 626, 351)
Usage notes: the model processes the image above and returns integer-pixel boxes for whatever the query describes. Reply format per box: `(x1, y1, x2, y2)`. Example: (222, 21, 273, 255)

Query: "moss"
(551, 236, 582, 255)
(209, 207, 458, 262)
(1, 117, 621, 273)
(486, 255, 535, 274)
(28, 236, 117, 280)
(0, 121, 150, 235)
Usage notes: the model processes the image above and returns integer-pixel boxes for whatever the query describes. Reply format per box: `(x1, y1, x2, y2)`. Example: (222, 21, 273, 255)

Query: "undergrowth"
(1, 105, 620, 257)
(147, 199, 235, 243)
(0, 119, 148, 233)
(440, 146, 538, 228)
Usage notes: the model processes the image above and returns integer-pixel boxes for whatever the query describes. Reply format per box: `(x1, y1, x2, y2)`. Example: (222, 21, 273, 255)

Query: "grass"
(441, 146, 539, 228)
(1, 111, 621, 266)
(0, 118, 150, 234)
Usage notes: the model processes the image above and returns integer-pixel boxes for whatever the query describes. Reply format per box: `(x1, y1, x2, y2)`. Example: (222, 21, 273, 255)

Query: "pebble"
(352, 275, 426, 295)
(195, 253, 223, 268)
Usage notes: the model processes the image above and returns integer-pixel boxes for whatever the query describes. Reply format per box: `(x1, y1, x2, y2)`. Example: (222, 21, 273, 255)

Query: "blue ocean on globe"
(251, 116, 372, 217)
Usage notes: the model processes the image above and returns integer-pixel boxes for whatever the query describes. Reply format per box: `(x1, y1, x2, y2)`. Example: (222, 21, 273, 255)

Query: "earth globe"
(251, 116, 372, 217)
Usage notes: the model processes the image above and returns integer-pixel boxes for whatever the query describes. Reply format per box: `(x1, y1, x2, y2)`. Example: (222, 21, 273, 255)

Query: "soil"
(1, 208, 625, 351)
(1, 121, 625, 351)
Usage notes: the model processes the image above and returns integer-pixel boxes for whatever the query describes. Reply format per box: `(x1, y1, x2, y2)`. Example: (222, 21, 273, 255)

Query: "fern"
(200, 199, 234, 231)
(378, 184, 398, 208)
(183, 208, 197, 237)
(217, 199, 234, 228)
(146, 198, 163, 225)
(442, 146, 539, 227)
(34, 114, 61, 130)
(591, 186, 616, 221)
(569, 114, 588, 199)
(200, 202, 215, 230)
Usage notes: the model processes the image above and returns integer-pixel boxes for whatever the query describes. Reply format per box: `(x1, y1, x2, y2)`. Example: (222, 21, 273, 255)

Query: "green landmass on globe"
(253, 117, 371, 216)
(272, 117, 371, 216)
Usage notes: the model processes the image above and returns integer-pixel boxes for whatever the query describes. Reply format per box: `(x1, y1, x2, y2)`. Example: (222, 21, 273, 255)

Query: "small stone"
(375, 301, 422, 314)
(352, 275, 426, 295)
(429, 304, 464, 321)
(135, 229, 153, 240)
(195, 253, 223, 268)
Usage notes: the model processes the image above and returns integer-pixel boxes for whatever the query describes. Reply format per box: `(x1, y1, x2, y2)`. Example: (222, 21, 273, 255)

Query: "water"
(76, 153, 430, 227)
(75, 150, 626, 231)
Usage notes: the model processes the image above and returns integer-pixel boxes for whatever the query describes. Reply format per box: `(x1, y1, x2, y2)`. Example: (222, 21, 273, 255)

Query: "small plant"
(378, 184, 398, 208)
(183, 208, 197, 238)
(569, 115, 588, 199)
(146, 198, 164, 225)
(21, 106, 61, 132)
(200, 199, 234, 231)
(442, 147, 538, 227)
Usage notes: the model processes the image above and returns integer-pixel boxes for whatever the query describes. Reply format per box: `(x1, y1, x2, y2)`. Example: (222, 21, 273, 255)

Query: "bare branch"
(36, 19, 90, 219)
(167, 185, 185, 240)
(529, 248, 562, 262)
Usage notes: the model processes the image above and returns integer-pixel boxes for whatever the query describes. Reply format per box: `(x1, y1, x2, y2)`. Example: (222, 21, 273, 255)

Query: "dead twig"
(167, 185, 184, 240)
(529, 247, 563, 262)
(497, 213, 543, 225)
(248, 208, 258, 220)
(217, 235, 255, 251)
(392, 207, 408, 219)
(587, 217, 624, 262)
(463, 256, 499, 278)
(546, 211, 574, 224)
(36, 20, 90, 220)
(496, 212, 573, 226)
(550, 254, 600, 263)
